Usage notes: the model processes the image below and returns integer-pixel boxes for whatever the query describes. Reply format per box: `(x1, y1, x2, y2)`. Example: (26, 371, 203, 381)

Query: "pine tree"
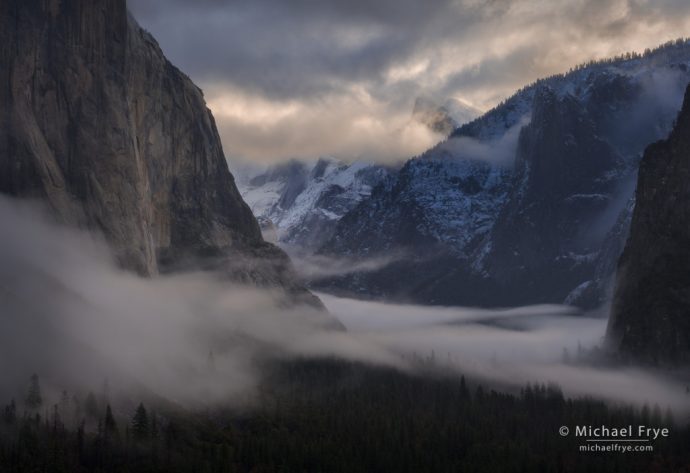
(52, 404, 61, 432)
(475, 385, 485, 401)
(641, 403, 651, 424)
(460, 375, 469, 399)
(651, 404, 662, 425)
(85, 392, 99, 419)
(71, 394, 82, 424)
(150, 411, 159, 439)
(132, 403, 149, 439)
(3, 400, 16, 424)
(101, 379, 110, 406)
(25, 374, 43, 410)
(77, 421, 86, 459)
(104, 404, 118, 436)
(59, 390, 69, 415)
(664, 407, 675, 428)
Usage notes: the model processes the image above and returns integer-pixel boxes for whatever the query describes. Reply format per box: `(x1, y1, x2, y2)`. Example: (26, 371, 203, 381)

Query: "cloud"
(127, 0, 690, 163)
(0, 197, 400, 408)
(284, 249, 404, 280)
(439, 115, 529, 166)
(205, 84, 445, 162)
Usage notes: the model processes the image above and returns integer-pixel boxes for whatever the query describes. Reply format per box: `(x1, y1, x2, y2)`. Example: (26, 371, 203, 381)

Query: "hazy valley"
(1, 1, 690, 472)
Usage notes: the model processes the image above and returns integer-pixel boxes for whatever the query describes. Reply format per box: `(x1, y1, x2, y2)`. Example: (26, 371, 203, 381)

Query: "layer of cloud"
(128, 0, 690, 163)
(1, 197, 687, 415)
(205, 84, 444, 162)
(439, 115, 530, 166)
(0, 197, 400, 409)
(0, 195, 690, 420)
(282, 247, 404, 280)
(321, 294, 690, 412)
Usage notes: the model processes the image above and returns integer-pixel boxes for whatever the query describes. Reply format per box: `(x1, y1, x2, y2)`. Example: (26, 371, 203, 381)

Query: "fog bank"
(321, 294, 690, 413)
(0, 196, 686, 416)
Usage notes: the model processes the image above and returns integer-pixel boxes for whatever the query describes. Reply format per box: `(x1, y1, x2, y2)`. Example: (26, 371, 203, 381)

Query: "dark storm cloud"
(129, 0, 467, 100)
(127, 0, 690, 162)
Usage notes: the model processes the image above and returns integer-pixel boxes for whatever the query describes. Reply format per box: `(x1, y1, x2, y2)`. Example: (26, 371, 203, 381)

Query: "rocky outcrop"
(480, 87, 623, 305)
(0, 0, 320, 306)
(607, 85, 690, 364)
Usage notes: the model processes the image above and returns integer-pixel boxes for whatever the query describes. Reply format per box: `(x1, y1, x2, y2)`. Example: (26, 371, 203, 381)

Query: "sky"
(129, 0, 690, 164)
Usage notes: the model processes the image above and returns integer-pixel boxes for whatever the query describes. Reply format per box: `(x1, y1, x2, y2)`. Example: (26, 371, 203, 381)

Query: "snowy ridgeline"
(236, 158, 394, 250)
(234, 95, 482, 252)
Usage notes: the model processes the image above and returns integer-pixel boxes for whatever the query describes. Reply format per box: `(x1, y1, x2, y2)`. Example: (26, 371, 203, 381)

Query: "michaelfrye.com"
(559, 425, 670, 453)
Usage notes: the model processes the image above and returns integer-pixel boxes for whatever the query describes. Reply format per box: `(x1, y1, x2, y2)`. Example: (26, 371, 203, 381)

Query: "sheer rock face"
(607, 85, 690, 364)
(0, 0, 320, 306)
(482, 87, 623, 305)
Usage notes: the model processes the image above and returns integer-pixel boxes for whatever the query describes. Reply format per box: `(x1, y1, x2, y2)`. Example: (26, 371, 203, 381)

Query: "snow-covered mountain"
(238, 158, 394, 251)
(444, 98, 485, 127)
(235, 97, 478, 253)
(316, 39, 690, 309)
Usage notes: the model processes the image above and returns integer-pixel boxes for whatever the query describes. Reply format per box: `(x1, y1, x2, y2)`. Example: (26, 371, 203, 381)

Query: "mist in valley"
(0, 197, 687, 421)
(0, 197, 399, 411)
(322, 294, 690, 413)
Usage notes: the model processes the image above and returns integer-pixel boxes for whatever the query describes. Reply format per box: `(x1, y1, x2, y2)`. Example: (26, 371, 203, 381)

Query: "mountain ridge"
(238, 158, 394, 252)
(315, 39, 690, 308)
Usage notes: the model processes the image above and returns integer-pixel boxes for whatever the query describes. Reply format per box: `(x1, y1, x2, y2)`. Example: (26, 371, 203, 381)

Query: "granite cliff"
(607, 84, 690, 364)
(0, 0, 319, 306)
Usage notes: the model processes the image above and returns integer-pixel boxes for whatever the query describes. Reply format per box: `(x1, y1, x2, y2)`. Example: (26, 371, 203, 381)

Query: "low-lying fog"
(0, 197, 687, 416)
(322, 294, 690, 412)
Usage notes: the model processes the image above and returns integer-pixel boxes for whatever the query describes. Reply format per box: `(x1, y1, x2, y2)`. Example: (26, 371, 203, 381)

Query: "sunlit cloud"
(205, 84, 444, 162)
(129, 0, 690, 163)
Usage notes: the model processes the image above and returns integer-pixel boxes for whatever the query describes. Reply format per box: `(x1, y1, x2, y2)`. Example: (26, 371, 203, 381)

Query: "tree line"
(0, 360, 688, 472)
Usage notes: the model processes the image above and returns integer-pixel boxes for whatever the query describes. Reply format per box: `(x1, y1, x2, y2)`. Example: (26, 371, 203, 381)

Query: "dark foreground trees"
(0, 359, 688, 472)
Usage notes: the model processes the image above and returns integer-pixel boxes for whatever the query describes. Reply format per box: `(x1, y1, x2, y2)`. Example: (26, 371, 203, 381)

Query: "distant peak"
(412, 96, 457, 136)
